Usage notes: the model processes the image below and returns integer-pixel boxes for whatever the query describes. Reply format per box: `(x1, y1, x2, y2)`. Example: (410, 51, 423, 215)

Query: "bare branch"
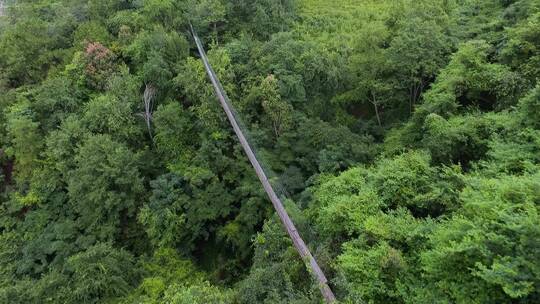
(143, 84, 156, 141)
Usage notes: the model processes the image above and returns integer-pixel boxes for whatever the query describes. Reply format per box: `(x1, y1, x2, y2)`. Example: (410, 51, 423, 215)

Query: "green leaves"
(118, 247, 209, 303)
(138, 174, 189, 249)
(501, 11, 540, 82)
(153, 102, 198, 163)
(226, 0, 297, 39)
(82, 95, 140, 142)
(174, 47, 235, 133)
(388, 15, 453, 110)
(67, 134, 143, 242)
(237, 219, 318, 304)
(65, 243, 140, 303)
(73, 21, 112, 47)
(1, 0, 540, 303)
(0, 18, 58, 86)
(475, 257, 535, 298)
(0, 243, 139, 304)
(125, 27, 189, 89)
(421, 173, 540, 302)
(259, 75, 293, 138)
(163, 282, 234, 304)
(339, 240, 407, 302)
(423, 40, 523, 112)
(311, 152, 539, 303)
(518, 84, 540, 128)
(4, 101, 43, 183)
(139, 173, 235, 251)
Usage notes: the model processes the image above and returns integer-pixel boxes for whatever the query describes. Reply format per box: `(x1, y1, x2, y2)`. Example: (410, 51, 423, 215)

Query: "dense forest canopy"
(0, 0, 539, 303)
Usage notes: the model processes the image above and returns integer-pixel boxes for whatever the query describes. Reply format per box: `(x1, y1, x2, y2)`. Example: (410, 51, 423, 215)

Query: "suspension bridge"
(190, 25, 336, 303)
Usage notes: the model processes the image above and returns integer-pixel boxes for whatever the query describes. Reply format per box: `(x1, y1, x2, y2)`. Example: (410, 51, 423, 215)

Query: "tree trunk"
(273, 121, 279, 139)
(214, 23, 218, 45)
(143, 84, 156, 142)
(371, 92, 382, 127)
(373, 102, 382, 127)
(409, 86, 414, 115)
(410, 80, 425, 114)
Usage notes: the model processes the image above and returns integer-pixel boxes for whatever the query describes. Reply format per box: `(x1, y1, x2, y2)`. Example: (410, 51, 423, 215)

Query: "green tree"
(125, 27, 188, 91)
(501, 12, 540, 82)
(153, 102, 198, 164)
(4, 101, 43, 183)
(0, 18, 58, 86)
(517, 84, 540, 128)
(67, 135, 143, 243)
(138, 173, 233, 251)
(81, 94, 141, 142)
(238, 219, 319, 304)
(119, 248, 205, 303)
(174, 47, 235, 133)
(419, 174, 540, 303)
(227, 0, 297, 39)
(64, 42, 119, 91)
(339, 21, 393, 127)
(388, 18, 453, 113)
(73, 21, 112, 47)
(27, 76, 83, 132)
(64, 243, 141, 303)
(163, 282, 234, 304)
(260, 75, 293, 138)
(189, 0, 226, 44)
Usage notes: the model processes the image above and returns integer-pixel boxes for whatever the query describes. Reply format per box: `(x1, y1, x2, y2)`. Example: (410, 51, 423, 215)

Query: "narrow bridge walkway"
(190, 25, 336, 303)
